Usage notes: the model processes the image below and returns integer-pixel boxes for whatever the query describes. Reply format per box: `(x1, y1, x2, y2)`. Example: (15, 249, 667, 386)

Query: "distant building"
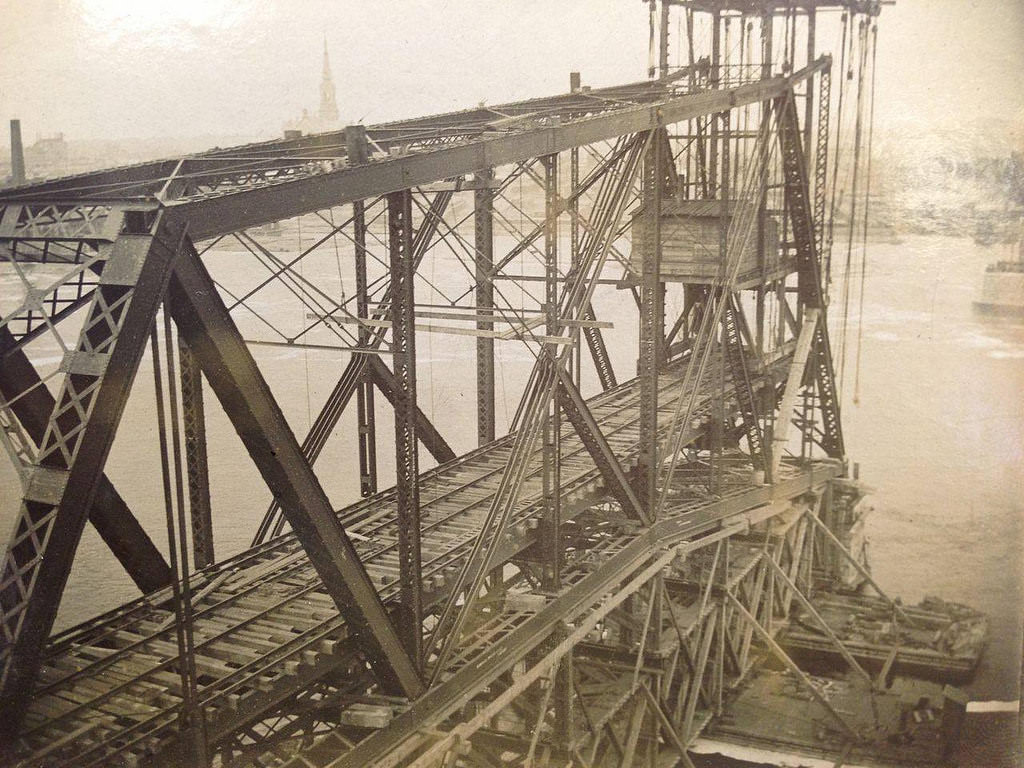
(24, 133, 70, 179)
(284, 39, 342, 137)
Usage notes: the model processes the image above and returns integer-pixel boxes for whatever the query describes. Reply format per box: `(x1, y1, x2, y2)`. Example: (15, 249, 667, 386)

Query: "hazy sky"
(0, 0, 1021, 144)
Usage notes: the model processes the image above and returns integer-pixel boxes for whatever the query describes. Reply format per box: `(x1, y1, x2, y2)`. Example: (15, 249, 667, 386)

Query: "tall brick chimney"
(10, 119, 26, 184)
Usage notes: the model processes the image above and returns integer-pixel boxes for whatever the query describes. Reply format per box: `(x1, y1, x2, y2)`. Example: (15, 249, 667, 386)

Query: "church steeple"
(318, 37, 340, 127)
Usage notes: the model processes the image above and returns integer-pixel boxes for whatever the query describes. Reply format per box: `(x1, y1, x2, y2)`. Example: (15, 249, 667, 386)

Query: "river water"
(0, 229, 1020, 736)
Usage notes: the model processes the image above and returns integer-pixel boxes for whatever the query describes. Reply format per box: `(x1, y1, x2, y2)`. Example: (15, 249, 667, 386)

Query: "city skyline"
(1, 0, 1020, 146)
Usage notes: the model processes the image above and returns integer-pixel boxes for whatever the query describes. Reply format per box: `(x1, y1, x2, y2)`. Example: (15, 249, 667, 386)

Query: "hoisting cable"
(853, 21, 878, 406)
(297, 214, 313, 429)
(329, 205, 347, 304)
(826, 12, 851, 286)
(837, 18, 869, 397)
(151, 311, 204, 760)
(648, 0, 657, 79)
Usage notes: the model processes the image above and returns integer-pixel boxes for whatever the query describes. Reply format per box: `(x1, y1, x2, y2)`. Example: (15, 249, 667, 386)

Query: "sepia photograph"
(0, 1, 1020, 766)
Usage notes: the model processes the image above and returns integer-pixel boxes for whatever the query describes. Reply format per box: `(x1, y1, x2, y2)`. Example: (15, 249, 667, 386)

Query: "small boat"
(974, 219, 1024, 316)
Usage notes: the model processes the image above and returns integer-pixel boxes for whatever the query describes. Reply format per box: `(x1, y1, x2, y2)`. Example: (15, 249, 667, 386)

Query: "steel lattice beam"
(0, 215, 185, 738)
(0, 327, 172, 593)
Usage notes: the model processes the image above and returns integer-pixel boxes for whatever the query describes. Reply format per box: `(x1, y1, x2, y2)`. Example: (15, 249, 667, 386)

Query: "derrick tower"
(0, 3, 936, 768)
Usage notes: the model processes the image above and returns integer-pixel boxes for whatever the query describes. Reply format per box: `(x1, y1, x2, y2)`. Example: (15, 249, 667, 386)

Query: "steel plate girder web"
(0, 327, 172, 594)
(167, 242, 424, 699)
(0, 218, 184, 740)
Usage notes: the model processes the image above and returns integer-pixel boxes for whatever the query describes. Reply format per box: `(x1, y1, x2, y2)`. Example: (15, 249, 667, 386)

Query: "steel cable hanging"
(654, 103, 778, 517)
(825, 12, 851, 286)
(837, 18, 870, 397)
(853, 21, 878, 406)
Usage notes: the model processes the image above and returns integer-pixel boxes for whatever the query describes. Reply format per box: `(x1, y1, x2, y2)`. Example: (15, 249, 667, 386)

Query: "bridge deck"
(13, 355, 786, 767)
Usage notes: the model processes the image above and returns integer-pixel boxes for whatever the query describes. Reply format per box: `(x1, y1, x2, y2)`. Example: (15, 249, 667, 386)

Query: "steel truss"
(0, 4, 866, 763)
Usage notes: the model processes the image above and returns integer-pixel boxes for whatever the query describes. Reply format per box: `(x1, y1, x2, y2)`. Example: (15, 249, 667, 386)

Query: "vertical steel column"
(659, 0, 671, 78)
(804, 10, 817, 169)
(474, 169, 496, 447)
(347, 126, 378, 497)
(353, 201, 378, 496)
(708, 10, 721, 193)
(570, 143, 581, 386)
(541, 154, 562, 589)
(177, 336, 214, 569)
(637, 131, 664, 515)
(388, 190, 422, 666)
(712, 108, 730, 494)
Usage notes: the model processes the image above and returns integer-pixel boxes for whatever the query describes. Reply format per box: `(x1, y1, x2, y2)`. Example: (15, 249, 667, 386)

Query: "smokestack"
(10, 119, 26, 185)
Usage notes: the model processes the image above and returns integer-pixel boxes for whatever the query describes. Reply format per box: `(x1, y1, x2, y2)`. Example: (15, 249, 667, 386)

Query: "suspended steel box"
(629, 200, 779, 284)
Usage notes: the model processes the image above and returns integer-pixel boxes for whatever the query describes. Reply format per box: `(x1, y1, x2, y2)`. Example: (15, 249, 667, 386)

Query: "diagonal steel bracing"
(555, 368, 648, 524)
(777, 89, 845, 458)
(0, 327, 172, 593)
(252, 189, 453, 545)
(167, 243, 424, 697)
(364, 355, 456, 465)
(0, 214, 185, 738)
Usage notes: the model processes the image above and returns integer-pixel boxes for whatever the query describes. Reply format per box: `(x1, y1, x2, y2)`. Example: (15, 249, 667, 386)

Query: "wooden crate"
(629, 200, 779, 283)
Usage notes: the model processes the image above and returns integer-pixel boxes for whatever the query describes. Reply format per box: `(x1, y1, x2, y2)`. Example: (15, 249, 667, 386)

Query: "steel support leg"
(541, 154, 562, 590)
(638, 130, 664, 514)
(0, 218, 184, 737)
(474, 170, 496, 446)
(177, 335, 214, 569)
(353, 199, 378, 496)
(388, 190, 423, 667)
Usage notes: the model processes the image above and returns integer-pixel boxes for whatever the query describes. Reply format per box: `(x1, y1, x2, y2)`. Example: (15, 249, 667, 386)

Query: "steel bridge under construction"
(0, 2, 910, 766)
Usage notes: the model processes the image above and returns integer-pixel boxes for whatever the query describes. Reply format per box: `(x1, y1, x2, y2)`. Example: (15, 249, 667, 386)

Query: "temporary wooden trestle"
(0, 1, 878, 764)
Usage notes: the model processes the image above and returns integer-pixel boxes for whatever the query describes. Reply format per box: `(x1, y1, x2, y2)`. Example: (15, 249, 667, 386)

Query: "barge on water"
(974, 220, 1024, 316)
(780, 592, 989, 685)
(697, 478, 990, 767)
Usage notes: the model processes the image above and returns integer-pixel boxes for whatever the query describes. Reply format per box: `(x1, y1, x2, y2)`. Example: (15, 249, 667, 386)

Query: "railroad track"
(13, 353, 784, 767)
